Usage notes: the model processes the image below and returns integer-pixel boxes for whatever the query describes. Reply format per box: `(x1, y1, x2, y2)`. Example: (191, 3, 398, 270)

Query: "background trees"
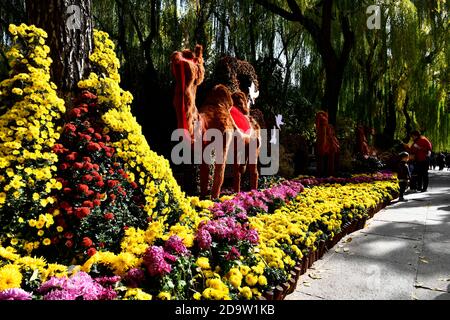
(1, 0, 449, 155)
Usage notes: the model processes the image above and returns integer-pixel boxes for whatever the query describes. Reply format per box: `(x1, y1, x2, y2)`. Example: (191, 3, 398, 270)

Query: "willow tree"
(256, 0, 355, 126)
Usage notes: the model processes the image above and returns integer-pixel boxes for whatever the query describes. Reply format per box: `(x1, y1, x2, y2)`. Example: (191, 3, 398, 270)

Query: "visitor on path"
(404, 131, 432, 192)
(437, 152, 446, 171)
(397, 152, 411, 202)
(429, 151, 436, 170)
(445, 152, 450, 171)
(408, 158, 417, 191)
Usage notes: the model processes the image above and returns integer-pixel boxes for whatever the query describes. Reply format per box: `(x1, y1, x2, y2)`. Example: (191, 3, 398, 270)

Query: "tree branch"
(338, 13, 354, 68)
(256, 0, 321, 42)
(255, 0, 297, 21)
(121, 0, 145, 48)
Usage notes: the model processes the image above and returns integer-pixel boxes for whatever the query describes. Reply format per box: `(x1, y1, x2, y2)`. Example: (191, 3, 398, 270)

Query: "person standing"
(437, 152, 446, 170)
(397, 152, 411, 201)
(446, 152, 450, 171)
(404, 130, 432, 192)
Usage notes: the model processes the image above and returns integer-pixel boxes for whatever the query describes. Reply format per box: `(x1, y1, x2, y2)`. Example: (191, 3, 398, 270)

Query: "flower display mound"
(0, 25, 199, 264)
(46, 90, 147, 263)
(78, 30, 196, 229)
(0, 24, 400, 300)
(0, 24, 65, 254)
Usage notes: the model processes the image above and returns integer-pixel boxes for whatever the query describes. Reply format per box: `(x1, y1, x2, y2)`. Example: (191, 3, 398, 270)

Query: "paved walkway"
(287, 170, 450, 300)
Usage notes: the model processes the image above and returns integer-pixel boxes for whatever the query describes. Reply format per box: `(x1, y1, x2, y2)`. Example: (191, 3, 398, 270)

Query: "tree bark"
(26, 0, 93, 94)
(402, 95, 411, 142)
(383, 83, 397, 147)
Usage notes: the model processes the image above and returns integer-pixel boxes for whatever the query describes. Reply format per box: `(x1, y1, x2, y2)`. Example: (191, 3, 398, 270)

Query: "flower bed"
(0, 24, 400, 300)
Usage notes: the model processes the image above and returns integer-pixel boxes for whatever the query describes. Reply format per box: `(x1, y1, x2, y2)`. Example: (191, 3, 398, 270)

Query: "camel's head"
(316, 111, 329, 127)
(171, 44, 205, 88)
(170, 45, 205, 136)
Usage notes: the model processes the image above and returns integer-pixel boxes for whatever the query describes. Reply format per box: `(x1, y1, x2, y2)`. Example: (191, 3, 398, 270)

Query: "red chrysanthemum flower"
(81, 91, 97, 100)
(65, 240, 73, 248)
(60, 163, 69, 170)
(82, 200, 93, 208)
(73, 162, 83, 169)
(70, 108, 82, 118)
(87, 248, 97, 257)
(87, 142, 101, 152)
(53, 144, 66, 154)
(107, 180, 119, 188)
(65, 124, 77, 132)
(75, 207, 90, 219)
(78, 184, 89, 194)
(104, 212, 114, 220)
(64, 232, 74, 239)
(82, 174, 93, 182)
(65, 152, 78, 161)
(82, 237, 93, 247)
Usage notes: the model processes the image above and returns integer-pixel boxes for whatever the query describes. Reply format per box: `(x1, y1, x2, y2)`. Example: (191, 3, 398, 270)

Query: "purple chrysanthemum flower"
(94, 275, 121, 287)
(43, 289, 78, 300)
(143, 246, 172, 277)
(0, 288, 32, 300)
(39, 272, 116, 300)
(246, 229, 259, 244)
(225, 246, 241, 261)
(164, 235, 188, 255)
(38, 276, 67, 294)
(235, 212, 248, 221)
(123, 268, 146, 288)
(196, 228, 212, 250)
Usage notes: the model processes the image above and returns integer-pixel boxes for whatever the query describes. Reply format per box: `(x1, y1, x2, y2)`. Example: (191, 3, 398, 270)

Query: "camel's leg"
(328, 152, 335, 177)
(211, 162, 226, 199)
(233, 143, 241, 193)
(200, 162, 210, 198)
(211, 135, 231, 199)
(249, 145, 259, 191)
(317, 154, 324, 177)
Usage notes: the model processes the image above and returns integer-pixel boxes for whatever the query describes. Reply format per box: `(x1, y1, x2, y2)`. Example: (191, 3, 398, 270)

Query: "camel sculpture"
(356, 125, 377, 157)
(356, 125, 370, 157)
(171, 45, 260, 198)
(214, 56, 262, 193)
(315, 111, 340, 177)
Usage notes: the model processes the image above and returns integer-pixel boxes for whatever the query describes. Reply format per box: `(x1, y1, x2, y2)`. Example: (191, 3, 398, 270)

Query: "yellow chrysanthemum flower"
(0, 264, 23, 291)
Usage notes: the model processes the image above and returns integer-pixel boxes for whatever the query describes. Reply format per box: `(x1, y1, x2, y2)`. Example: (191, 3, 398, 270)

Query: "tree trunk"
(255, 0, 354, 126)
(26, 0, 93, 95)
(402, 95, 411, 142)
(248, 4, 257, 64)
(322, 68, 344, 126)
(383, 84, 397, 147)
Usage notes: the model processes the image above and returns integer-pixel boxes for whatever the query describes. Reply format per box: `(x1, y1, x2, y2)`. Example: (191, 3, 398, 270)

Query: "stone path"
(287, 170, 450, 300)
